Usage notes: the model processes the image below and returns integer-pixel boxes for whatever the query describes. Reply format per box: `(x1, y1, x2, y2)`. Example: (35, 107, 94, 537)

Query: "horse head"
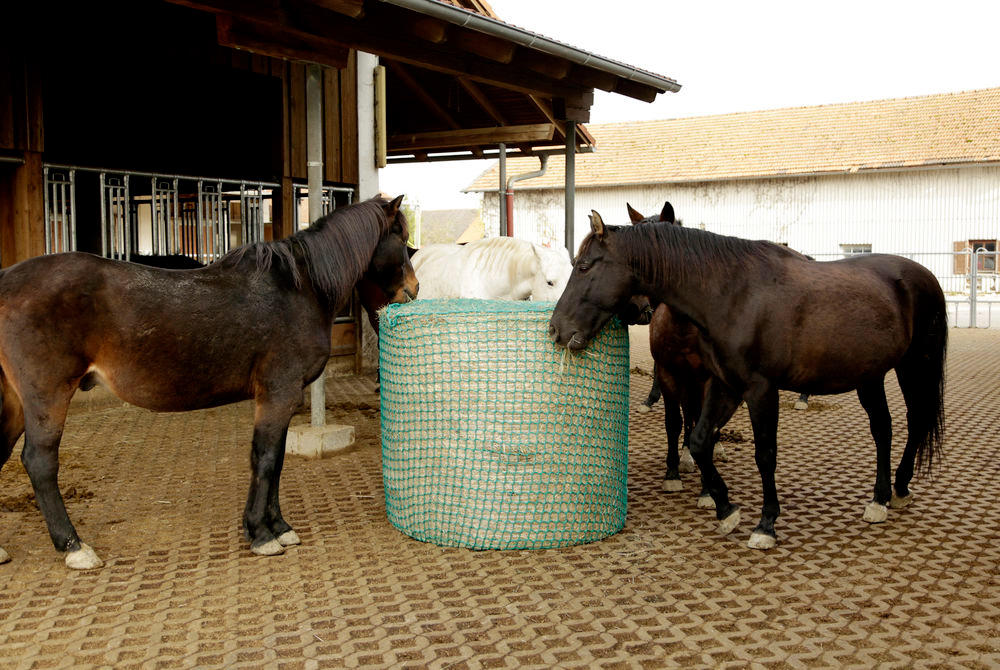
(363, 195, 419, 305)
(529, 244, 573, 302)
(549, 210, 639, 351)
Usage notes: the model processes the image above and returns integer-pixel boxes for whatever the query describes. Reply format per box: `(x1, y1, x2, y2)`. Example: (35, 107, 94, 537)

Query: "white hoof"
(679, 449, 696, 473)
(888, 491, 913, 509)
(697, 494, 715, 509)
(713, 444, 728, 462)
(863, 502, 888, 524)
(251, 539, 285, 556)
(748, 532, 776, 550)
(718, 508, 741, 535)
(662, 478, 683, 492)
(637, 404, 651, 414)
(0, 547, 9, 564)
(276, 530, 301, 547)
(794, 400, 809, 411)
(65, 543, 103, 570)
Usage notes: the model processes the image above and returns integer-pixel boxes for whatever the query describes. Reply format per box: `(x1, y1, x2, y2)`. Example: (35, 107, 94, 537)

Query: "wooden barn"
(467, 87, 1000, 316)
(1, 0, 679, 364)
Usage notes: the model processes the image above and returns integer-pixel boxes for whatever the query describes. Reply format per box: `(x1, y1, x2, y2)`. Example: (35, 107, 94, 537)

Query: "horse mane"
(219, 197, 399, 306)
(593, 222, 796, 289)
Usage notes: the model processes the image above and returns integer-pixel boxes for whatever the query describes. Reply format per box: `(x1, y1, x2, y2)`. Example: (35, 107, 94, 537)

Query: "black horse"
(626, 202, 731, 496)
(550, 210, 946, 549)
(0, 195, 417, 569)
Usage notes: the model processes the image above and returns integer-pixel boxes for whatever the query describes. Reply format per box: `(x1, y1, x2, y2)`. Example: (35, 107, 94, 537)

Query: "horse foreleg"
(20, 391, 102, 569)
(745, 383, 781, 550)
(688, 380, 741, 532)
(244, 398, 298, 556)
(857, 379, 893, 523)
(638, 367, 661, 414)
(662, 399, 683, 492)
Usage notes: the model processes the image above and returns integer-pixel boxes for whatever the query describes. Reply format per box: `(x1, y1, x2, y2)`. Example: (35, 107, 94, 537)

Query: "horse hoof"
(679, 450, 696, 473)
(794, 400, 809, 410)
(718, 507, 741, 535)
(251, 539, 285, 556)
(863, 502, 888, 523)
(277, 530, 301, 547)
(663, 478, 683, 492)
(637, 404, 651, 414)
(0, 547, 9, 564)
(747, 532, 776, 550)
(697, 494, 715, 509)
(65, 543, 103, 570)
(889, 492, 913, 509)
(713, 445, 728, 462)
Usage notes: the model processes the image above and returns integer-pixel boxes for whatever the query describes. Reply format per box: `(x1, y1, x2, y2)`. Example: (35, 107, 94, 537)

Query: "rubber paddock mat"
(0, 330, 997, 668)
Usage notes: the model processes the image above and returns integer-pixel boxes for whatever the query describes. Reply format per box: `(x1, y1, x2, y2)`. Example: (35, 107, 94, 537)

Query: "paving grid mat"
(0, 330, 997, 669)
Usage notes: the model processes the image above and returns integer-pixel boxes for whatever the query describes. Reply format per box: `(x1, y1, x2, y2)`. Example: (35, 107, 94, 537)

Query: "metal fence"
(806, 249, 1000, 328)
(43, 164, 353, 262)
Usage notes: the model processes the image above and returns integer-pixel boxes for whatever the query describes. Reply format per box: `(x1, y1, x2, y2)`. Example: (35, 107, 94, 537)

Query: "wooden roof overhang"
(164, 0, 680, 163)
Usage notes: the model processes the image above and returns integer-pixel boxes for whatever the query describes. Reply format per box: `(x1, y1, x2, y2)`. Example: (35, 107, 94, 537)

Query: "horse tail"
(903, 283, 948, 475)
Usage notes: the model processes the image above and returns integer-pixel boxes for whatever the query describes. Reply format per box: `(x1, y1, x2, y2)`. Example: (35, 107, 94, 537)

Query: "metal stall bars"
(99, 173, 131, 260)
(43, 166, 77, 254)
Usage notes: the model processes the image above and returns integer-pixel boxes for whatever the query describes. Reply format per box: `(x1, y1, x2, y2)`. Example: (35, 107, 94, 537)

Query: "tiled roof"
(466, 87, 1000, 191)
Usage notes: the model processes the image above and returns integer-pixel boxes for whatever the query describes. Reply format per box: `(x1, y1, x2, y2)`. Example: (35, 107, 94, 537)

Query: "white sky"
(379, 0, 1000, 210)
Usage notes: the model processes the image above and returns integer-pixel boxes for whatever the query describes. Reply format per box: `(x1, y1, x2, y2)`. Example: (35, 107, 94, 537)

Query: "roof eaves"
(375, 0, 681, 95)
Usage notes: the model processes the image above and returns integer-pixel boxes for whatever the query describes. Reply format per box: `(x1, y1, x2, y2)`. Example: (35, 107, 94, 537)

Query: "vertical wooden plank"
(25, 60, 43, 153)
(323, 68, 342, 184)
(271, 175, 296, 241)
(251, 54, 270, 75)
(272, 60, 291, 179)
(340, 51, 359, 188)
(289, 63, 307, 181)
(0, 51, 15, 150)
(7, 152, 45, 265)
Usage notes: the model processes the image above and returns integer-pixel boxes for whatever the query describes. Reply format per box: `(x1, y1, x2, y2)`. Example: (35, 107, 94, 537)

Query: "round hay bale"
(379, 298, 629, 550)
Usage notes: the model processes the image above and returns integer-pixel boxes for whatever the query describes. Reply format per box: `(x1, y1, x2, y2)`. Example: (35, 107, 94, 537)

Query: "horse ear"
(659, 201, 676, 225)
(589, 211, 606, 238)
(384, 194, 404, 220)
(626, 203, 645, 224)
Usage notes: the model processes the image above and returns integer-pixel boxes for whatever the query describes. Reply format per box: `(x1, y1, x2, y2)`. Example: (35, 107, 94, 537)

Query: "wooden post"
(307, 64, 326, 427)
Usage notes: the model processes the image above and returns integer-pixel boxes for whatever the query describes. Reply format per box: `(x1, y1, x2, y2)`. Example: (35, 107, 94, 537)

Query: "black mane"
(596, 222, 798, 289)
(220, 196, 398, 306)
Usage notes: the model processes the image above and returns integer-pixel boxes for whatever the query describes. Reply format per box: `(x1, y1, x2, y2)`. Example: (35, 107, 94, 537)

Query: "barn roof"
(466, 87, 1000, 191)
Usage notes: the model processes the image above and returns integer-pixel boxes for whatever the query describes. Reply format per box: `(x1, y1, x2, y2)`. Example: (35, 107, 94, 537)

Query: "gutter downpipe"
(498, 143, 507, 237)
(505, 155, 548, 238)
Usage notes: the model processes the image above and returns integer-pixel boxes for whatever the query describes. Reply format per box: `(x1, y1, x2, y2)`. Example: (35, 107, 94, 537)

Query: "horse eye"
(577, 264, 590, 273)
(547, 280, 555, 286)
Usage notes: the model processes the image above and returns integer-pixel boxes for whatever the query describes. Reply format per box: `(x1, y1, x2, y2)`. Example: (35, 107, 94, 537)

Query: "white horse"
(411, 237, 572, 301)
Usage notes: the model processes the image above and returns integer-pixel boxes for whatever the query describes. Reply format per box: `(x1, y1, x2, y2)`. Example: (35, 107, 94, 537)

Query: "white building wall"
(483, 165, 1000, 288)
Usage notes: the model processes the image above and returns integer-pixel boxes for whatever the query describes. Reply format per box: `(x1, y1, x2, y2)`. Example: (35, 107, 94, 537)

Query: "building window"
(840, 243, 872, 257)
(954, 239, 998, 275)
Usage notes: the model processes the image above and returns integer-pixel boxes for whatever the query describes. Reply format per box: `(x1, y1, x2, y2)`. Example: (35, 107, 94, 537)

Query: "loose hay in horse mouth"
(379, 299, 630, 550)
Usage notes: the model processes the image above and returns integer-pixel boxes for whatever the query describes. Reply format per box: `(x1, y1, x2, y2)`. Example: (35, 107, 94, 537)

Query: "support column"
(356, 51, 380, 199)
(306, 64, 326, 428)
(498, 142, 507, 237)
(564, 121, 576, 255)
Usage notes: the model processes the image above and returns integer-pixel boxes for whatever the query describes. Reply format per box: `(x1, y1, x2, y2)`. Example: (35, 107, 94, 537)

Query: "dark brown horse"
(0, 195, 418, 569)
(626, 203, 733, 498)
(550, 211, 946, 550)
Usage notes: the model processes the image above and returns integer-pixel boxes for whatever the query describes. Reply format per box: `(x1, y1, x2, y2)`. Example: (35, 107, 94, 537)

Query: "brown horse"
(626, 203, 733, 498)
(550, 210, 946, 550)
(0, 195, 418, 569)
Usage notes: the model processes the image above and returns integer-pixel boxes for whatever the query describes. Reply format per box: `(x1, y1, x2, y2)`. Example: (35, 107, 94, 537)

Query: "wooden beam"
(216, 14, 349, 69)
(459, 78, 508, 125)
(407, 17, 449, 44)
(310, 0, 364, 18)
(513, 50, 573, 81)
(528, 95, 564, 137)
(448, 29, 516, 64)
(389, 124, 555, 152)
(387, 61, 461, 130)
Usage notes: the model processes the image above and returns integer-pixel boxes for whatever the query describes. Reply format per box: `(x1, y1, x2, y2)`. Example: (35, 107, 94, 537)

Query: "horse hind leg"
(0, 378, 25, 564)
(857, 378, 893, 524)
(662, 399, 683, 492)
(19, 387, 102, 569)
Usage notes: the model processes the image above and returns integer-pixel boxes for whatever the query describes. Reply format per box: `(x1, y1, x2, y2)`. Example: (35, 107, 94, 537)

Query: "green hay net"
(379, 299, 629, 550)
